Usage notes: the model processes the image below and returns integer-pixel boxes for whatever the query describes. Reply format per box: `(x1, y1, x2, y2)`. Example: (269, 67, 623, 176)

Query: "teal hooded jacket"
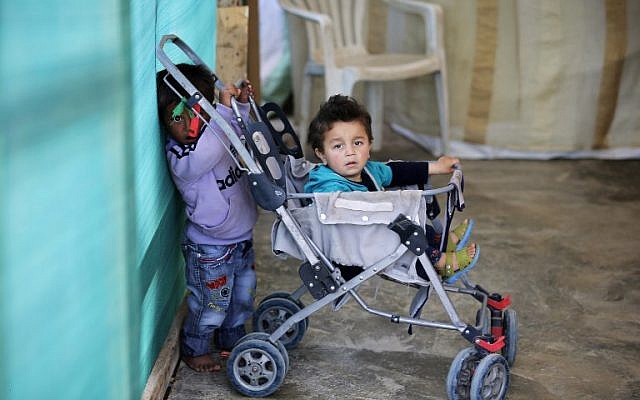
(304, 161, 393, 193)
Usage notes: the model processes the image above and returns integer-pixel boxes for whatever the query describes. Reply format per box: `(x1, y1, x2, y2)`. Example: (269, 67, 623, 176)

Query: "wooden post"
(216, 1, 260, 101)
(248, 0, 260, 102)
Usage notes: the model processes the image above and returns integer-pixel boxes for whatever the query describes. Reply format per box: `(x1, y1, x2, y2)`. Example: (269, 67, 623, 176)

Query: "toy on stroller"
(157, 35, 518, 400)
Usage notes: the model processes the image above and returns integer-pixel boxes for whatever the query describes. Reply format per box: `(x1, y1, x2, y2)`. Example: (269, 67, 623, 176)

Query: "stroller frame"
(157, 35, 516, 400)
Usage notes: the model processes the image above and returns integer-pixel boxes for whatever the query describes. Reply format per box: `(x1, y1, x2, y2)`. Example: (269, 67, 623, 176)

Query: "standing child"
(304, 94, 478, 283)
(157, 64, 257, 372)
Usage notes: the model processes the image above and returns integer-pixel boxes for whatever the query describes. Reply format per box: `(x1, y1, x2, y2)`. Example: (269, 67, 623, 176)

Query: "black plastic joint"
(489, 293, 503, 302)
(461, 325, 483, 343)
(299, 261, 338, 300)
(387, 214, 428, 256)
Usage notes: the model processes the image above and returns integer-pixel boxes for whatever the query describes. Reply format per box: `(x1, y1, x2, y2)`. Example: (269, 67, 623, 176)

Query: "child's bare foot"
(182, 354, 221, 372)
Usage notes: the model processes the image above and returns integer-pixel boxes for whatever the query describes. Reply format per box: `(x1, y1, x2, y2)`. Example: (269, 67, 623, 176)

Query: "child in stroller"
(304, 94, 479, 284)
(156, 34, 517, 400)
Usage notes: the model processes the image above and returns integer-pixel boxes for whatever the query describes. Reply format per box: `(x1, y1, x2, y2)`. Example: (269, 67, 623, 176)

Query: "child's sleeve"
(386, 161, 429, 187)
(214, 101, 250, 138)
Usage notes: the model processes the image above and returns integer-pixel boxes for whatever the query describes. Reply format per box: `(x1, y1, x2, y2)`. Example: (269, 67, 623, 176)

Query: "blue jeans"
(181, 240, 256, 357)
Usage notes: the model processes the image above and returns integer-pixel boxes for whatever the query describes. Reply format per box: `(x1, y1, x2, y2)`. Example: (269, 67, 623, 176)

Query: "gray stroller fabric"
(283, 156, 316, 208)
(272, 189, 430, 283)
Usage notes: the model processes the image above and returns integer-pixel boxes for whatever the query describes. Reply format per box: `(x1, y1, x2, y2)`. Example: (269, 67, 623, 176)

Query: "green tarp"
(0, 1, 216, 398)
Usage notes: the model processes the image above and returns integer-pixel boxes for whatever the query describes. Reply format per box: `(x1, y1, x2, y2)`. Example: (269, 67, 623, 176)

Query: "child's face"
(314, 120, 371, 182)
(163, 102, 199, 145)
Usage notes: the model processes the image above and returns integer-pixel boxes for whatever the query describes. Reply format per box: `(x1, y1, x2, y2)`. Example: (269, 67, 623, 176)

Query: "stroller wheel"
(446, 346, 482, 400)
(261, 291, 307, 314)
(501, 309, 518, 367)
(253, 296, 307, 350)
(469, 353, 510, 400)
(236, 332, 289, 373)
(227, 338, 287, 397)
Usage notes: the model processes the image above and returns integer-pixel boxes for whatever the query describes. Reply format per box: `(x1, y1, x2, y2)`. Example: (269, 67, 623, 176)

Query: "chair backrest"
(282, 0, 369, 64)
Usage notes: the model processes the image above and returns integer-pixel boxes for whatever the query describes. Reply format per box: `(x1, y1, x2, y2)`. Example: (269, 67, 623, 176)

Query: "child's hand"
(430, 155, 461, 175)
(219, 83, 242, 107)
(237, 80, 254, 103)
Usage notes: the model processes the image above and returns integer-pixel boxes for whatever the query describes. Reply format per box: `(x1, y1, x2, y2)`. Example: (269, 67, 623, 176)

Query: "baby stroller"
(157, 35, 518, 400)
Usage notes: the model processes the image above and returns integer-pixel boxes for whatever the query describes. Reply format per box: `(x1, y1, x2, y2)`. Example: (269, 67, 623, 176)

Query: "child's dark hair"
(156, 63, 216, 130)
(307, 94, 373, 151)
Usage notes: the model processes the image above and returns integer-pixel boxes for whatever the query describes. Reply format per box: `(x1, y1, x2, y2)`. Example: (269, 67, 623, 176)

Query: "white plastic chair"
(279, 0, 449, 153)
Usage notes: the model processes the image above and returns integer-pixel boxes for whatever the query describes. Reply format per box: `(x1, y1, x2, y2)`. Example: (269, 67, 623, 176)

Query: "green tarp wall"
(0, 1, 216, 398)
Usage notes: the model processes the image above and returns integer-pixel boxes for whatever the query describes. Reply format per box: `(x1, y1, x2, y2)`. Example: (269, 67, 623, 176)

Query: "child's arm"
(218, 83, 241, 107)
(236, 80, 253, 103)
(428, 156, 460, 175)
(384, 156, 459, 188)
(218, 80, 253, 106)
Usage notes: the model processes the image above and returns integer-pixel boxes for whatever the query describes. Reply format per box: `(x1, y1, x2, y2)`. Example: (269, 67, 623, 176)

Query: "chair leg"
(434, 71, 450, 155)
(366, 82, 384, 151)
(299, 72, 313, 148)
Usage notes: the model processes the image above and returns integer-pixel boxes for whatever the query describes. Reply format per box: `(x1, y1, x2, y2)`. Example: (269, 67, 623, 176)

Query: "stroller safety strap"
(334, 197, 393, 212)
(313, 191, 423, 225)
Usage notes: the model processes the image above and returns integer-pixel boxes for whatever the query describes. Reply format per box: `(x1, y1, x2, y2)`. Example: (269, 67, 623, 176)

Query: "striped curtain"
(385, 0, 640, 158)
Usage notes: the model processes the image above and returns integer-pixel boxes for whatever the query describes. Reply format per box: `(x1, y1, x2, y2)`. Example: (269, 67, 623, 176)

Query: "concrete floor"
(166, 131, 640, 400)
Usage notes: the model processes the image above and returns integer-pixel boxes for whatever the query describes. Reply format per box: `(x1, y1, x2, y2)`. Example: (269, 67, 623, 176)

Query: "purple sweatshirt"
(165, 103, 258, 245)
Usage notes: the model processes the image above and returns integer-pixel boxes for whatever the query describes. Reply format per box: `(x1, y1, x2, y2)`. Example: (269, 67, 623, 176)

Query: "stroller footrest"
(387, 214, 428, 256)
(488, 294, 512, 310)
(462, 324, 506, 352)
(475, 335, 506, 353)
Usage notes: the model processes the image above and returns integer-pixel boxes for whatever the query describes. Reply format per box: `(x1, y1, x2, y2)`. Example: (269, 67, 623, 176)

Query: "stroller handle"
(156, 34, 262, 174)
(157, 35, 225, 92)
(156, 36, 256, 119)
(157, 35, 252, 119)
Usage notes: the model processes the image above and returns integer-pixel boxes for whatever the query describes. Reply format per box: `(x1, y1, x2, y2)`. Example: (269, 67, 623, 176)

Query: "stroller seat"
(272, 189, 431, 285)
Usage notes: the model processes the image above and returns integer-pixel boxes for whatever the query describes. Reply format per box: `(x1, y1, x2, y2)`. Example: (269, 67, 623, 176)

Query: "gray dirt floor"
(166, 129, 640, 400)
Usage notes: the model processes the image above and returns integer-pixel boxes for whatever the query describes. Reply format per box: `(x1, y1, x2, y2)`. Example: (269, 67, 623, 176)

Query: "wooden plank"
(141, 300, 187, 400)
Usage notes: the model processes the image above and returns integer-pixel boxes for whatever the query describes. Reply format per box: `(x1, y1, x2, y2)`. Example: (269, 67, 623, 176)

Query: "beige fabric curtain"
(381, 0, 640, 158)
